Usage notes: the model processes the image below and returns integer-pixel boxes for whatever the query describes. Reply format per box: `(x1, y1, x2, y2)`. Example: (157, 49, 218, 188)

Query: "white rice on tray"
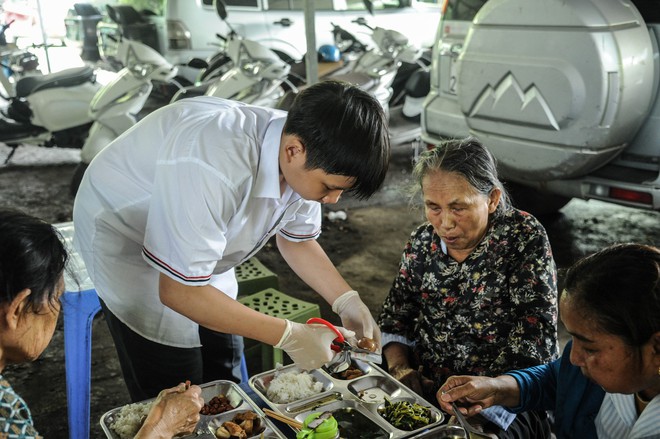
(110, 400, 154, 439)
(266, 370, 324, 403)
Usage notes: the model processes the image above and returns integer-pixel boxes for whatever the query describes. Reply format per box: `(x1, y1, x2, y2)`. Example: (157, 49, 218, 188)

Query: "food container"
(249, 361, 447, 438)
(100, 380, 287, 439)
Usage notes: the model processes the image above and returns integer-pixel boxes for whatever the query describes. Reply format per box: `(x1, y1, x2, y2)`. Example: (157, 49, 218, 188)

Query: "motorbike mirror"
(353, 17, 373, 30)
(362, 0, 374, 15)
(214, 0, 238, 36)
(215, 0, 228, 21)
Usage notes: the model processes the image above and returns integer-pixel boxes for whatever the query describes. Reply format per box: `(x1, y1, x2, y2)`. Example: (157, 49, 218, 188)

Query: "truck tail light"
(609, 187, 653, 205)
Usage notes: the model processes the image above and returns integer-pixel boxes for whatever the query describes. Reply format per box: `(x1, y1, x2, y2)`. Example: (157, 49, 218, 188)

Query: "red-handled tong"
(307, 317, 352, 372)
(306, 317, 382, 371)
(307, 317, 351, 353)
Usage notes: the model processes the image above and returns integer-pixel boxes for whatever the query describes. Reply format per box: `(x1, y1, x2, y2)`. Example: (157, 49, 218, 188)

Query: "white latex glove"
(275, 320, 355, 370)
(332, 290, 382, 353)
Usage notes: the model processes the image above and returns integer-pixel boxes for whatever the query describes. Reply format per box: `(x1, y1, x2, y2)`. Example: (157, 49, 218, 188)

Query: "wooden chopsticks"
(263, 408, 304, 430)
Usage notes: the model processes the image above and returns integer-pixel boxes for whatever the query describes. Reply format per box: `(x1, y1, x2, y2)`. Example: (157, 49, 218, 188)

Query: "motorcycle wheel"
(70, 162, 88, 197)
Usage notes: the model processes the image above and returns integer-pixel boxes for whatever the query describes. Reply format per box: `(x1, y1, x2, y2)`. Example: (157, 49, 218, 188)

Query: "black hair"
(411, 137, 511, 214)
(563, 243, 660, 348)
(0, 209, 68, 314)
(283, 80, 390, 199)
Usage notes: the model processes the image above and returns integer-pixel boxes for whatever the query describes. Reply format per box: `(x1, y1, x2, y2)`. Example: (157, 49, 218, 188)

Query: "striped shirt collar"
(596, 392, 660, 438)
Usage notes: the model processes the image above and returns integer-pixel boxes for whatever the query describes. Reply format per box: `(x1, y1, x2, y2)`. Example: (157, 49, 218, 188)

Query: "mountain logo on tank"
(467, 73, 559, 130)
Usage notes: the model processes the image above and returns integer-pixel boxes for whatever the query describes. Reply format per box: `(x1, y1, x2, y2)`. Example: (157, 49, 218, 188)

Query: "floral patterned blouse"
(378, 208, 559, 390)
(0, 375, 41, 439)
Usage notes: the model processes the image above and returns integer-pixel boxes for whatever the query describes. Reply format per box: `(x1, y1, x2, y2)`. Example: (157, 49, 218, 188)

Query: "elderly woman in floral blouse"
(378, 138, 558, 438)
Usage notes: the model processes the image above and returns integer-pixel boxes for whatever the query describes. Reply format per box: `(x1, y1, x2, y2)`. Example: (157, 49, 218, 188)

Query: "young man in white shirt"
(73, 80, 390, 401)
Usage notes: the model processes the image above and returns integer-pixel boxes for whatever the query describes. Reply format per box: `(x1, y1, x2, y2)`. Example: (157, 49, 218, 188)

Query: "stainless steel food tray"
(248, 361, 448, 438)
(100, 379, 287, 439)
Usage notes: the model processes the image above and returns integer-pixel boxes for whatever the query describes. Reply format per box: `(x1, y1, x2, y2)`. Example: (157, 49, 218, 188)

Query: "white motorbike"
(204, 37, 291, 107)
(280, 17, 427, 145)
(0, 65, 100, 164)
(70, 6, 180, 195)
(171, 0, 291, 108)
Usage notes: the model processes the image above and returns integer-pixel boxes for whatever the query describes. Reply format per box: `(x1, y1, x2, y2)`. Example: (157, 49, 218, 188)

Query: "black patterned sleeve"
(491, 216, 559, 372)
(378, 227, 428, 340)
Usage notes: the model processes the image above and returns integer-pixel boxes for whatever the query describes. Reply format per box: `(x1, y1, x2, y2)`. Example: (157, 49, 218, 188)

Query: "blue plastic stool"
(57, 222, 100, 439)
(61, 288, 101, 439)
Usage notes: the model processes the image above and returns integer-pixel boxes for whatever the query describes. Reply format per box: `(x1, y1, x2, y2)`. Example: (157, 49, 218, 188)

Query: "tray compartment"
(295, 399, 392, 439)
(377, 396, 444, 435)
(348, 375, 403, 404)
(250, 365, 333, 405)
(200, 381, 244, 418)
(284, 391, 344, 414)
(324, 358, 372, 380)
(207, 409, 273, 438)
(100, 402, 156, 439)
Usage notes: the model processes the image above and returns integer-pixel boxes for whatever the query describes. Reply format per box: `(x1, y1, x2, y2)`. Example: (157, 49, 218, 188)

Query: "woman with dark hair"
(0, 209, 203, 437)
(438, 243, 660, 438)
(378, 137, 558, 437)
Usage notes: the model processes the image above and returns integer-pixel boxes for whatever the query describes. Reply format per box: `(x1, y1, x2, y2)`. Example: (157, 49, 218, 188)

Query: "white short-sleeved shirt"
(72, 96, 322, 347)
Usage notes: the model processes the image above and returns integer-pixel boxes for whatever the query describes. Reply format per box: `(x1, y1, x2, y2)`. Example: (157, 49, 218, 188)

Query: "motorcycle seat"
(15, 66, 95, 98)
(327, 72, 377, 91)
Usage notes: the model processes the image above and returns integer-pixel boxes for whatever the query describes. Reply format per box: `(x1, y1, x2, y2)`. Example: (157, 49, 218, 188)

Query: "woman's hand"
(436, 375, 520, 417)
(389, 365, 435, 396)
(382, 342, 434, 395)
(136, 382, 204, 439)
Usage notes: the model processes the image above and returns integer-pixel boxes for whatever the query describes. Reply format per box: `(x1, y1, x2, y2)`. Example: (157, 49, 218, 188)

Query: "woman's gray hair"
(411, 137, 511, 215)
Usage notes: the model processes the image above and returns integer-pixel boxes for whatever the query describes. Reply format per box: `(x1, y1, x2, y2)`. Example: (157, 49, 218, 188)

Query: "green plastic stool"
(235, 257, 279, 296)
(239, 288, 321, 374)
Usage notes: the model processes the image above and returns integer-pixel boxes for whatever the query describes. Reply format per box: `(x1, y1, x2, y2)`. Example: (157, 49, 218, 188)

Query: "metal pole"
(304, 0, 318, 85)
(35, 0, 51, 73)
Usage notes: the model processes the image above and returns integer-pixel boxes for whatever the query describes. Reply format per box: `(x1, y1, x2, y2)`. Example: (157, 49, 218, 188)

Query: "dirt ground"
(1, 145, 660, 438)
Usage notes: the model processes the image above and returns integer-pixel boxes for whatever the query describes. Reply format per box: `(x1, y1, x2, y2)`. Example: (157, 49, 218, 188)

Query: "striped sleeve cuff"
(142, 247, 211, 284)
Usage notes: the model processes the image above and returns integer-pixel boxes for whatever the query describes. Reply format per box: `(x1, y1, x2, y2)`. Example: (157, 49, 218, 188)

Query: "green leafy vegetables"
(379, 398, 433, 431)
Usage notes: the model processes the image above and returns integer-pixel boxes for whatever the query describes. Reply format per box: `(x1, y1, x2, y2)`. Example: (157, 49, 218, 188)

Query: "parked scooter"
(203, 36, 291, 107)
(171, 0, 291, 108)
(288, 20, 430, 120)
(280, 18, 428, 145)
(0, 63, 100, 164)
(70, 4, 181, 195)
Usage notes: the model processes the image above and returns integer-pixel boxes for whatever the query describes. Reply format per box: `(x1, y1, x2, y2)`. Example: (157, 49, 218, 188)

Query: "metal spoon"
(451, 402, 494, 439)
(325, 350, 351, 374)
